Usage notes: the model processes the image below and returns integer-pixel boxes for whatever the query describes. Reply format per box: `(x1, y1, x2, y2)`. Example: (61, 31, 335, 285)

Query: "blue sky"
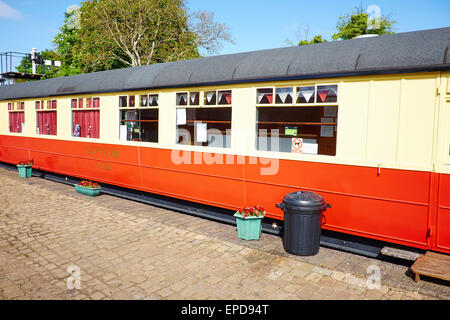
(0, 0, 449, 70)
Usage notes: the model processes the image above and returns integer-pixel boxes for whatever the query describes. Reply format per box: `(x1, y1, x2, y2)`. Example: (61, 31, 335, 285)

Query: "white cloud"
(0, 1, 24, 20)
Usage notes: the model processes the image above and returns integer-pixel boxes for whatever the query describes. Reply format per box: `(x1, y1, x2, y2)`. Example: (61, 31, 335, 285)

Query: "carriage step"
(380, 246, 421, 261)
(411, 251, 450, 283)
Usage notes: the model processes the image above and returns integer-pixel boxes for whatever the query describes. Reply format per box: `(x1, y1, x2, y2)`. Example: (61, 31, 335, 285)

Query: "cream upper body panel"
(436, 73, 450, 174)
(0, 73, 446, 173)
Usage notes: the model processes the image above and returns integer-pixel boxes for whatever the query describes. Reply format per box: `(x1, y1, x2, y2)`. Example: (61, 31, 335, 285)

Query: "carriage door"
(434, 73, 450, 253)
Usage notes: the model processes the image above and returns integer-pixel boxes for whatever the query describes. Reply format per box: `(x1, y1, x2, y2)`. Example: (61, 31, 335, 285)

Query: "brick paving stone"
(90, 292, 105, 300)
(330, 270, 347, 281)
(312, 266, 333, 276)
(305, 273, 323, 283)
(0, 167, 447, 300)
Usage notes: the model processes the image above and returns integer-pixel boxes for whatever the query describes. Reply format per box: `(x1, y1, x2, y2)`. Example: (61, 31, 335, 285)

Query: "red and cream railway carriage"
(1, 27, 450, 254)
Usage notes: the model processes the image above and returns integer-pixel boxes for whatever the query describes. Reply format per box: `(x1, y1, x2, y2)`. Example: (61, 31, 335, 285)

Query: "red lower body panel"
(1, 135, 448, 254)
(435, 174, 450, 252)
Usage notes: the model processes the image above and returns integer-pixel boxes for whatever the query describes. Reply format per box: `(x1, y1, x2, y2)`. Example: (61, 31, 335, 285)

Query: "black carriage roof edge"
(1, 26, 449, 101)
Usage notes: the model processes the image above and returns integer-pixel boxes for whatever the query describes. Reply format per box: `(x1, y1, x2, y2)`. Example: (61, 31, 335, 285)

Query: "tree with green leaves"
(16, 49, 62, 79)
(332, 5, 395, 40)
(298, 35, 327, 46)
(75, 0, 232, 72)
(286, 5, 395, 46)
(17, 0, 232, 78)
(52, 7, 84, 76)
(284, 25, 327, 47)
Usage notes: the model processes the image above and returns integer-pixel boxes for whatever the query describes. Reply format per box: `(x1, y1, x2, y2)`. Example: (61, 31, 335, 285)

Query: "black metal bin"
(277, 191, 330, 256)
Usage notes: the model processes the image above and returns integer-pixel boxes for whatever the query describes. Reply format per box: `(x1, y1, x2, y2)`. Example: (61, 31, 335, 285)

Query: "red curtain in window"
(37, 111, 57, 135)
(9, 112, 24, 133)
(9, 112, 22, 133)
(9, 113, 16, 132)
(73, 110, 100, 138)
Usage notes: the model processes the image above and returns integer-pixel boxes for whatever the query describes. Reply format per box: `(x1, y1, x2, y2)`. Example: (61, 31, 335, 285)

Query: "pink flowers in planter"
(77, 180, 100, 189)
(236, 205, 265, 218)
(17, 160, 33, 166)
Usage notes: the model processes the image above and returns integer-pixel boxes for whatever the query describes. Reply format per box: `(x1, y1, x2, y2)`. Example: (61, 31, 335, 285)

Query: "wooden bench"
(410, 251, 450, 283)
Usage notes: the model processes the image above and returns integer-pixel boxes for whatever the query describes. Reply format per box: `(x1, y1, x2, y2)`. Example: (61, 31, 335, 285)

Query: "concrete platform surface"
(0, 168, 448, 300)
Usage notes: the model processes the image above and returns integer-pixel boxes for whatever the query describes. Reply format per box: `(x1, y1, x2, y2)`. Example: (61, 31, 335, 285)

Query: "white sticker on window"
(195, 122, 208, 143)
(176, 108, 187, 125)
(119, 125, 127, 141)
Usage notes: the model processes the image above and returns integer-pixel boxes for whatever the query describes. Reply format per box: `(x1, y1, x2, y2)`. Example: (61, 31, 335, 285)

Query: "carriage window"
(119, 93, 159, 143)
(257, 88, 273, 104)
(256, 85, 338, 156)
(37, 100, 57, 136)
(204, 91, 216, 105)
(316, 85, 338, 103)
(297, 86, 316, 104)
(120, 109, 158, 143)
(189, 92, 200, 106)
(176, 90, 231, 148)
(149, 94, 158, 106)
(276, 87, 293, 104)
(140, 95, 148, 107)
(129, 95, 135, 107)
(8, 102, 24, 133)
(72, 97, 100, 138)
(177, 93, 188, 106)
(72, 111, 100, 138)
(217, 90, 232, 105)
(119, 96, 127, 107)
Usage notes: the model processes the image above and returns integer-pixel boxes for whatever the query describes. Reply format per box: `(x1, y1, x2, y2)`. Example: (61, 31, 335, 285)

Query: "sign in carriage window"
(119, 94, 159, 143)
(72, 97, 100, 138)
(8, 102, 25, 133)
(176, 91, 231, 148)
(36, 100, 57, 135)
(256, 85, 338, 156)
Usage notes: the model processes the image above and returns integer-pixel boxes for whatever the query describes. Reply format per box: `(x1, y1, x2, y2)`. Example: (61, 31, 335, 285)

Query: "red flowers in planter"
(236, 205, 265, 218)
(17, 160, 33, 166)
(77, 180, 100, 189)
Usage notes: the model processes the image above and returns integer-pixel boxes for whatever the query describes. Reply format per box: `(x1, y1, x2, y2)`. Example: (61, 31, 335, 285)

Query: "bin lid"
(281, 191, 326, 209)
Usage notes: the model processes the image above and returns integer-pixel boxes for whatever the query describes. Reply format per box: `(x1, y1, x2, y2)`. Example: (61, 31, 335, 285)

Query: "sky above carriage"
(0, 0, 449, 60)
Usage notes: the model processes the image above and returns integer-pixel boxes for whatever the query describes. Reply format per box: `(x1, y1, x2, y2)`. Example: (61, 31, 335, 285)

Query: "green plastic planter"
(234, 213, 264, 241)
(17, 165, 32, 178)
(74, 184, 101, 197)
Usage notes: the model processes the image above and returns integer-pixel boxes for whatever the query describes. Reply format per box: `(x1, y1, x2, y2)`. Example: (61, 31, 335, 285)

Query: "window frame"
(36, 99, 58, 136)
(71, 96, 101, 139)
(71, 96, 100, 110)
(255, 83, 339, 156)
(255, 84, 339, 107)
(118, 92, 160, 143)
(176, 89, 233, 148)
(8, 101, 25, 133)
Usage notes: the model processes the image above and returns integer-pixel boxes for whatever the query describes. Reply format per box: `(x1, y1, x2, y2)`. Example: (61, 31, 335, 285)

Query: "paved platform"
(0, 167, 448, 300)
